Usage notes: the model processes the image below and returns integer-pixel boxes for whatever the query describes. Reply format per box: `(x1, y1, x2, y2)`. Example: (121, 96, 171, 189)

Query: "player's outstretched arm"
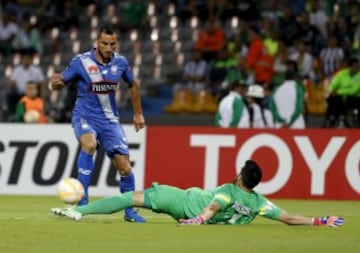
(278, 210, 344, 227)
(49, 73, 65, 90)
(179, 202, 221, 225)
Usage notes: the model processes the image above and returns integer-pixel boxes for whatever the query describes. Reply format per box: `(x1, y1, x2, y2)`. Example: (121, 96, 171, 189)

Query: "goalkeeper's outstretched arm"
(277, 210, 344, 227)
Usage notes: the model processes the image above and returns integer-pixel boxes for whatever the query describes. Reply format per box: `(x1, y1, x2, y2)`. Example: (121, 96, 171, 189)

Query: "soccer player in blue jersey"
(49, 23, 146, 222)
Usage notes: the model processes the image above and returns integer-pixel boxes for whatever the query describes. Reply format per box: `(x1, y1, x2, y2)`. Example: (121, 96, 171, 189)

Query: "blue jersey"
(62, 49, 134, 123)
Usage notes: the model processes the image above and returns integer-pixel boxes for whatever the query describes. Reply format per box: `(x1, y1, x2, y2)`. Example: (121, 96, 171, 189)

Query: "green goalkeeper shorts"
(144, 183, 187, 220)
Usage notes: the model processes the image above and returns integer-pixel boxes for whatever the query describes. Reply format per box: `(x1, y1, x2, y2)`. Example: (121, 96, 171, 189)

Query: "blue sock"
(120, 172, 146, 222)
(119, 172, 135, 193)
(77, 151, 94, 206)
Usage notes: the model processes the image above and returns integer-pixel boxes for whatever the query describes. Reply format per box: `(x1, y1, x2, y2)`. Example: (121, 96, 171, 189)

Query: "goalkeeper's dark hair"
(240, 160, 262, 189)
(98, 23, 118, 36)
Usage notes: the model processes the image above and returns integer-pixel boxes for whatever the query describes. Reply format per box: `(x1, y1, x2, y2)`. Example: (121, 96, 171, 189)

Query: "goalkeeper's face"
(97, 32, 118, 62)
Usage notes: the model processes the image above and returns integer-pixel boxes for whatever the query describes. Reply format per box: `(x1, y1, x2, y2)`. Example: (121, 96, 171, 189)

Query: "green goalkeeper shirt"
(183, 183, 282, 225)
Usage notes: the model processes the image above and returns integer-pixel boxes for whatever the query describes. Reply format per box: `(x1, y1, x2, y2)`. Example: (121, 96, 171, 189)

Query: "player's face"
(97, 32, 118, 62)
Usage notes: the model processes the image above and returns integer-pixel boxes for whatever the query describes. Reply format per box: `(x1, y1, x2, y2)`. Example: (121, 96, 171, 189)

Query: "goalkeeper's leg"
(74, 191, 147, 215)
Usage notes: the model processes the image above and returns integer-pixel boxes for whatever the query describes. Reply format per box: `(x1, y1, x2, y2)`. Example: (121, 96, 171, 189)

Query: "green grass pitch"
(0, 195, 359, 253)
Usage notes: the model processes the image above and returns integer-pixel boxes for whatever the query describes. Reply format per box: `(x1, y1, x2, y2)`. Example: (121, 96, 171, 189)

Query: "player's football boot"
(51, 207, 82, 221)
(124, 208, 146, 223)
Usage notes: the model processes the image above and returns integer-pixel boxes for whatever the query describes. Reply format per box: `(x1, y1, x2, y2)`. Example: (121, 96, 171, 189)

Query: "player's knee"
(119, 166, 132, 176)
(81, 141, 97, 154)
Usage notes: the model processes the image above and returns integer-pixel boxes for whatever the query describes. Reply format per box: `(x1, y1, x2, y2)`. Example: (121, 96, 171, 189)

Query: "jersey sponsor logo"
(233, 202, 252, 216)
(89, 81, 119, 94)
(111, 65, 117, 74)
(88, 65, 99, 73)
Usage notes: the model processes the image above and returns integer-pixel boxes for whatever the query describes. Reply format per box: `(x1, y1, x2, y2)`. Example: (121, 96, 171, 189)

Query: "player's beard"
(99, 49, 112, 63)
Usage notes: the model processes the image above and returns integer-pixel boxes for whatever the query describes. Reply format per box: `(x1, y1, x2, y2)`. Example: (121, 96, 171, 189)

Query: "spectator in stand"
(348, 2, 359, 33)
(309, 0, 329, 39)
(0, 10, 19, 56)
(194, 17, 224, 62)
(262, 19, 280, 57)
(268, 60, 306, 129)
(218, 57, 253, 101)
(117, 1, 148, 34)
(246, 84, 273, 128)
(323, 58, 360, 128)
(278, 4, 299, 48)
(164, 49, 208, 113)
(5, 48, 46, 118)
(205, 0, 239, 24)
(181, 49, 208, 93)
(207, 47, 237, 97)
(260, 0, 282, 24)
(350, 3, 360, 56)
(353, 22, 360, 56)
(214, 80, 249, 128)
(332, 16, 354, 57)
(234, 0, 260, 24)
(14, 81, 47, 123)
(175, 0, 208, 23)
(35, 0, 79, 32)
(12, 13, 43, 55)
(288, 0, 306, 16)
(246, 24, 274, 89)
(290, 40, 314, 79)
(272, 41, 290, 87)
(319, 34, 345, 78)
(296, 11, 325, 56)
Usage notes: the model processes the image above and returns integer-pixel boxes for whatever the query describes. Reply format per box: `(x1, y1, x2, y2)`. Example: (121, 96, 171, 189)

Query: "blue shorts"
(72, 115, 129, 157)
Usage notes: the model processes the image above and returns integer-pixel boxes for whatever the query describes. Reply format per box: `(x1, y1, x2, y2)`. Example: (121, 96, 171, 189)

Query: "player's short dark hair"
(98, 23, 118, 36)
(240, 160, 262, 189)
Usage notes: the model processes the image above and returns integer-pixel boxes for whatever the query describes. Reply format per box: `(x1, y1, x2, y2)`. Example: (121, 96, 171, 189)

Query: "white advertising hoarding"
(0, 124, 146, 196)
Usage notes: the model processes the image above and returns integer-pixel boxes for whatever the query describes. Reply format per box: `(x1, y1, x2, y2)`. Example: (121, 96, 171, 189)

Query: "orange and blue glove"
(312, 216, 344, 227)
(179, 215, 205, 225)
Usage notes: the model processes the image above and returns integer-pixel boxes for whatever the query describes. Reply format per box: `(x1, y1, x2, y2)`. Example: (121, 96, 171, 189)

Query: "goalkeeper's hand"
(312, 216, 344, 227)
(179, 215, 205, 225)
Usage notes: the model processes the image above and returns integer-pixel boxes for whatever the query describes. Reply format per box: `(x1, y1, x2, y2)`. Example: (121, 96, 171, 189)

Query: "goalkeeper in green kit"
(51, 160, 344, 227)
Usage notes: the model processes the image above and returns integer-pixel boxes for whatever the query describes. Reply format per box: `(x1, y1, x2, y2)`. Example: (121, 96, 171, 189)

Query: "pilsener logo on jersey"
(89, 81, 119, 94)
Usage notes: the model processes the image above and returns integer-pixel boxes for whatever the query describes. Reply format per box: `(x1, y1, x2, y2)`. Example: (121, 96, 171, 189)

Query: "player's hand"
(133, 113, 145, 132)
(179, 215, 205, 225)
(49, 73, 64, 90)
(312, 216, 344, 227)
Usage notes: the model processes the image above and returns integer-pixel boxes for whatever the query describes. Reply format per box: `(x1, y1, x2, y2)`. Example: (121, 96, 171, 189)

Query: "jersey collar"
(90, 48, 114, 66)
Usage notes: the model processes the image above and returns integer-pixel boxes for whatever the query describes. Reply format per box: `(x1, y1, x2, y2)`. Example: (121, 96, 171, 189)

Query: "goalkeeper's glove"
(312, 216, 344, 227)
(179, 215, 205, 225)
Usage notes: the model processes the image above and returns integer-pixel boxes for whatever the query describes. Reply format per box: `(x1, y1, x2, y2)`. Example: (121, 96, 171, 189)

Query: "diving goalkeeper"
(51, 160, 344, 227)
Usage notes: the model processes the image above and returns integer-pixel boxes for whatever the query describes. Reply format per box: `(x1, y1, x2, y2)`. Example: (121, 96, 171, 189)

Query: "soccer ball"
(57, 178, 85, 204)
(24, 110, 40, 123)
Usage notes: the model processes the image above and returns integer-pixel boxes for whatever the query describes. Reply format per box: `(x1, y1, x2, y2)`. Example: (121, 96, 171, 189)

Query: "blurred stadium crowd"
(0, 0, 359, 127)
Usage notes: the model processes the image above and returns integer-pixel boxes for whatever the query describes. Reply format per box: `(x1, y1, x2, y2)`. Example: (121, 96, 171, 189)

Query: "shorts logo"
(80, 118, 89, 129)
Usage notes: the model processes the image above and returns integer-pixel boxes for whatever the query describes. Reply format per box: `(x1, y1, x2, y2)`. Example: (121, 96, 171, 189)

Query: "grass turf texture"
(0, 196, 359, 253)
